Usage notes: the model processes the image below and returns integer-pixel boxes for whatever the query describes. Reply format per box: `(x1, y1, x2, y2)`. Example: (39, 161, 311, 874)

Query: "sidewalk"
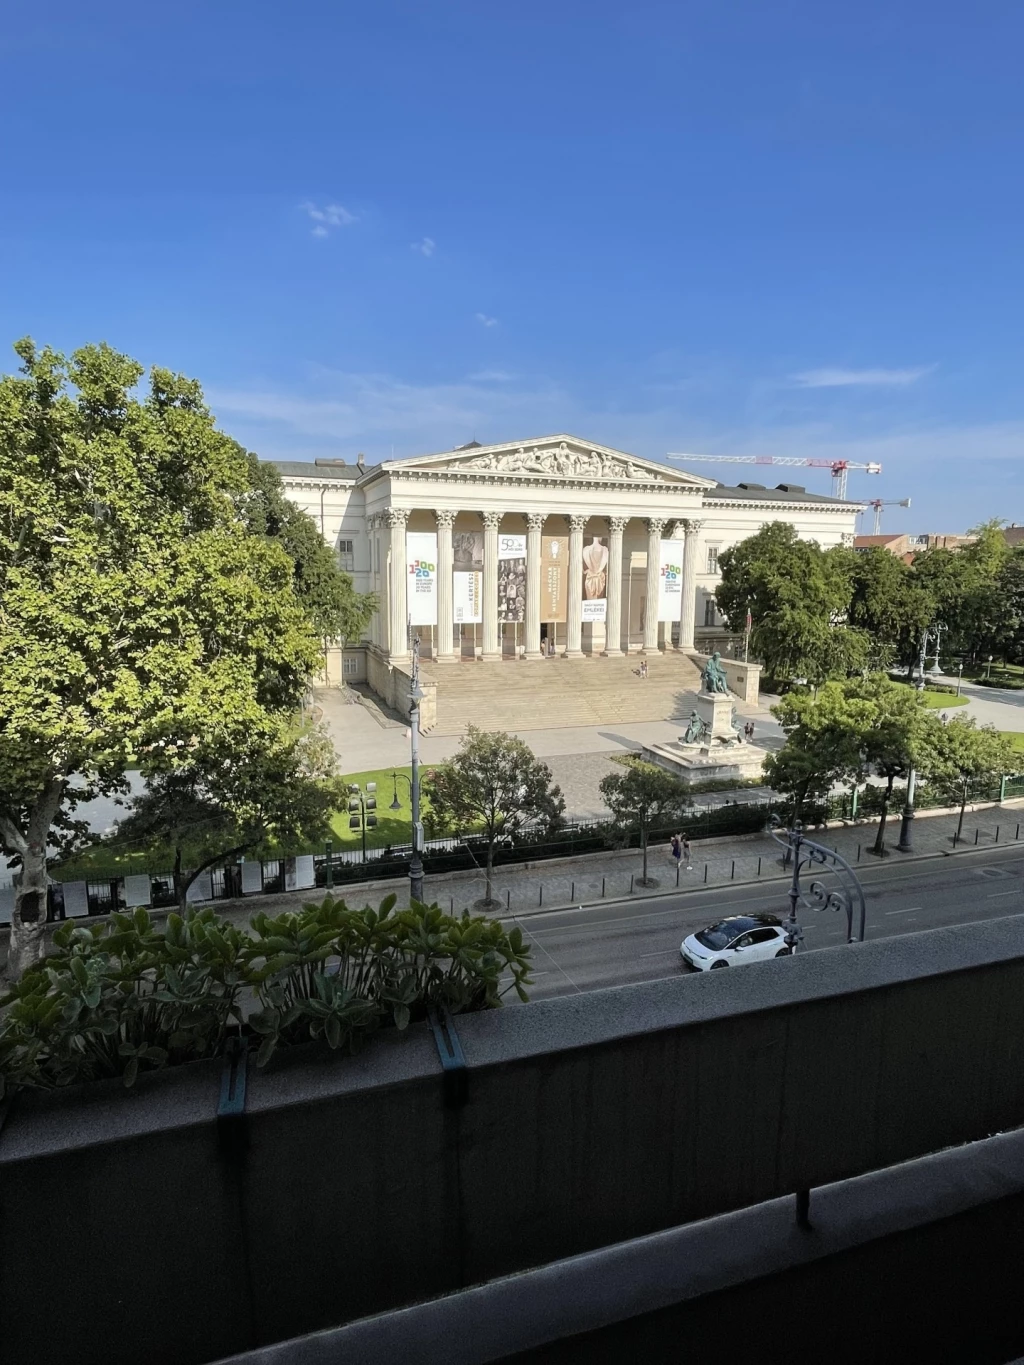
(208, 798, 1024, 928)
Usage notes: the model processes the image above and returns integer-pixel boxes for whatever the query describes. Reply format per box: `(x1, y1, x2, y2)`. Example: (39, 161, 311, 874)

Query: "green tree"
(911, 523, 1010, 663)
(849, 676, 942, 856)
(929, 717, 1016, 843)
(0, 338, 322, 976)
(764, 683, 871, 819)
(715, 522, 866, 684)
(239, 454, 374, 644)
(113, 724, 345, 910)
(598, 757, 687, 887)
(848, 548, 935, 673)
(424, 726, 565, 907)
(992, 551, 1024, 665)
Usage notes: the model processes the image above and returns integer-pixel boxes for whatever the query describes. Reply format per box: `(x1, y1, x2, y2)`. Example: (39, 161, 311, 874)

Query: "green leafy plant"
(0, 907, 249, 1096)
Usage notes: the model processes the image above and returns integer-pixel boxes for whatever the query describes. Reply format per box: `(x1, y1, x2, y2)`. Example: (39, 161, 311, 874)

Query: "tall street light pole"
(897, 624, 930, 853)
(408, 636, 425, 903)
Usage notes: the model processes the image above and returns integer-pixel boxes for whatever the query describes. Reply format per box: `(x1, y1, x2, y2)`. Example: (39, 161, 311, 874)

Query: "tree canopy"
(598, 757, 687, 886)
(715, 522, 867, 684)
(424, 726, 564, 907)
(0, 338, 327, 975)
(114, 724, 345, 909)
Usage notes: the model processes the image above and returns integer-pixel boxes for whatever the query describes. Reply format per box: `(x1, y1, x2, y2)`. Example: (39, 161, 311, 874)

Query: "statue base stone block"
(694, 690, 737, 743)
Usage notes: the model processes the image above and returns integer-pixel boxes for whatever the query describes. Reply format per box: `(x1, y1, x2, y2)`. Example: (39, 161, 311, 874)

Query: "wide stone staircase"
(420, 652, 705, 736)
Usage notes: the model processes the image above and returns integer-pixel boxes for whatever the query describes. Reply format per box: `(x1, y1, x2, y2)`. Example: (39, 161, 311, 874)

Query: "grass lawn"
(920, 690, 968, 709)
(999, 731, 1024, 756)
(333, 766, 422, 850)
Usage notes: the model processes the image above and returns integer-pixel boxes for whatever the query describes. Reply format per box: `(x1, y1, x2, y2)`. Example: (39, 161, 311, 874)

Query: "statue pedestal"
(694, 690, 736, 743)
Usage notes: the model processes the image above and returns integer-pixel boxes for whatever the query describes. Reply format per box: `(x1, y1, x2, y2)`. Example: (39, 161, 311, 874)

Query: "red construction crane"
(665, 452, 882, 500)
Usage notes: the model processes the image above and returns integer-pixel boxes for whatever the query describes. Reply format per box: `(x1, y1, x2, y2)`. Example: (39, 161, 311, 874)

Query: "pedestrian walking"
(670, 833, 681, 866)
(682, 835, 692, 869)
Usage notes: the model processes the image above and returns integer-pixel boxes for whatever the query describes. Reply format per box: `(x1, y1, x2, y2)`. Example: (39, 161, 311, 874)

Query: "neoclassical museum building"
(275, 433, 860, 705)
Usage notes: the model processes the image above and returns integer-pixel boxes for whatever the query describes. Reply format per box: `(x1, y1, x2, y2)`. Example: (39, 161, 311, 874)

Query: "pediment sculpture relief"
(448, 442, 663, 482)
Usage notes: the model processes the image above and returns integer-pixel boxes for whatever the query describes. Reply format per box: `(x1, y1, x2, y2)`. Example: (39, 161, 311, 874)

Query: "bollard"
(602, 876, 606, 897)
(996, 825, 1000, 843)
(571, 880, 575, 901)
(704, 864, 708, 884)
(630, 874, 634, 893)
(676, 865, 680, 887)
(731, 860, 735, 880)
(757, 856, 761, 876)
(539, 885, 543, 907)
(975, 828, 980, 846)
(451, 897, 454, 913)
(857, 844, 861, 862)
(506, 889, 510, 909)
(1018, 823, 1021, 840)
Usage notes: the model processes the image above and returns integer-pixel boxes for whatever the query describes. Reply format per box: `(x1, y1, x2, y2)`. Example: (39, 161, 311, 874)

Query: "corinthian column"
(386, 508, 410, 661)
(435, 509, 456, 662)
(482, 511, 502, 662)
(679, 517, 704, 652)
(525, 512, 545, 660)
(564, 514, 586, 659)
(602, 516, 628, 656)
(642, 517, 667, 654)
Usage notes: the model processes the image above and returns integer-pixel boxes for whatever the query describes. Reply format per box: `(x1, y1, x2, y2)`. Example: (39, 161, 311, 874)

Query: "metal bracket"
(217, 1034, 249, 1159)
(428, 1006, 469, 1109)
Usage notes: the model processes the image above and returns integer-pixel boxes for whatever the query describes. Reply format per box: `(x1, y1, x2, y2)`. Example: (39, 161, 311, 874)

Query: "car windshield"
(696, 921, 746, 950)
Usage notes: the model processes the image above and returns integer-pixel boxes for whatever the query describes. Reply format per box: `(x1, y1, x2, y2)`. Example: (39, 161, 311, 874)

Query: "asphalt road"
(503, 843, 1024, 1002)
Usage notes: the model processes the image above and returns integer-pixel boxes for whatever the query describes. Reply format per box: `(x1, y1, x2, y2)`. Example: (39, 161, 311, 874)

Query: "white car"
(681, 914, 791, 971)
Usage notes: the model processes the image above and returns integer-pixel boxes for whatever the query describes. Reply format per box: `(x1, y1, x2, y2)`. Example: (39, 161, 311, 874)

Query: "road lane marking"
(639, 949, 676, 958)
(885, 907, 922, 916)
(987, 890, 1020, 898)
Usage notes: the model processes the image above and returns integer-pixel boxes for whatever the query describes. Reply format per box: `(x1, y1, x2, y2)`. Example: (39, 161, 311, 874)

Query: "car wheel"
(709, 960, 728, 970)
(775, 947, 791, 957)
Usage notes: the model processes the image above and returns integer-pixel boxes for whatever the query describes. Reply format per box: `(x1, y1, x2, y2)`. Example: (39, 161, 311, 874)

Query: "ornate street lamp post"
(407, 637, 425, 902)
(769, 816, 867, 950)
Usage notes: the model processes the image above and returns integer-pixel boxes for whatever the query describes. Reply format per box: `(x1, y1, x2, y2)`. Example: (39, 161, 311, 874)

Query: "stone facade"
(274, 434, 861, 689)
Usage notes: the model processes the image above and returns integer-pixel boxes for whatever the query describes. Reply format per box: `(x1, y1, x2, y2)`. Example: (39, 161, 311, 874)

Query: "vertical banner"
(658, 540, 683, 621)
(581, 535, 608, 622)
(406, 531, 438, 626)
(540, 534, 568, 621)
(452, 530, 483, 625)
(497, 533, 527, 622)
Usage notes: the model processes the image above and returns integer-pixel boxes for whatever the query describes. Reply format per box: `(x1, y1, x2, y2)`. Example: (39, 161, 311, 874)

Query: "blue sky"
(2, 1, 1022, 532)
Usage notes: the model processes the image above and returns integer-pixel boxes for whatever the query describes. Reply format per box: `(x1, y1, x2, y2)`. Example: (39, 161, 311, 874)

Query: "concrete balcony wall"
(4, 918, 1024, 1365)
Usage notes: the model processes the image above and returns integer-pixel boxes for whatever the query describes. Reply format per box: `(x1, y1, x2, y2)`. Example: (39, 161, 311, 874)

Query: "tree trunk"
(872, 776, 895, 855)
(641, 826, 649, 883)
(956, 782, 968, 843)
(2, 778, 65, 981)
(173, 845, 185, 912)
(485, 838, 495, 905)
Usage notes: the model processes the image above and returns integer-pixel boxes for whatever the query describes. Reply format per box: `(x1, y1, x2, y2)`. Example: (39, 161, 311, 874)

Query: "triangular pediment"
(384, 435, 716, 487)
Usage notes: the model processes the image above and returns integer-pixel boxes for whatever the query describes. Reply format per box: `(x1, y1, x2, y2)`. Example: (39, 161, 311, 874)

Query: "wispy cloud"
(410, 237, 435, 257)
(475, 312, 499, 328)
(468, 369, 515, 383)
(790, 366, 933, 388)
(301, 202, 357, 238)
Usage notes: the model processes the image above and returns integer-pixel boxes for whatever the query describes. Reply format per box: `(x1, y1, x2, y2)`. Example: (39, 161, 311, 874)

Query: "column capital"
(645, 517, 668, 536)
(683, 517, 705, 533)
(606, 516, 629, 534)
(526, 512, 547, 532)
(434, 508, 457, 529)
(482, 510, 503, 531)
(383, 508, 409, 530)
(566, 513, 588, 533)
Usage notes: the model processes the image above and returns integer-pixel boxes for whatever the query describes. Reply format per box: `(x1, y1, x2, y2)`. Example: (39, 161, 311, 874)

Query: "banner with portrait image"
(452, 530, 483, 625)
(497, 533, 527, 623)
(581, 534, 608, 622)
(406, 531, 438, 626)
(658, 539, 683, 622)
(540, 534, 568, 621)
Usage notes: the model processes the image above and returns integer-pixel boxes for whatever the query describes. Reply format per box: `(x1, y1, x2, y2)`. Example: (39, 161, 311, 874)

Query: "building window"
(706, 545, 720, 575)
(704, 597, 717, 627)
(342, 655, 359, 677)
(338, 538, 355, 571)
